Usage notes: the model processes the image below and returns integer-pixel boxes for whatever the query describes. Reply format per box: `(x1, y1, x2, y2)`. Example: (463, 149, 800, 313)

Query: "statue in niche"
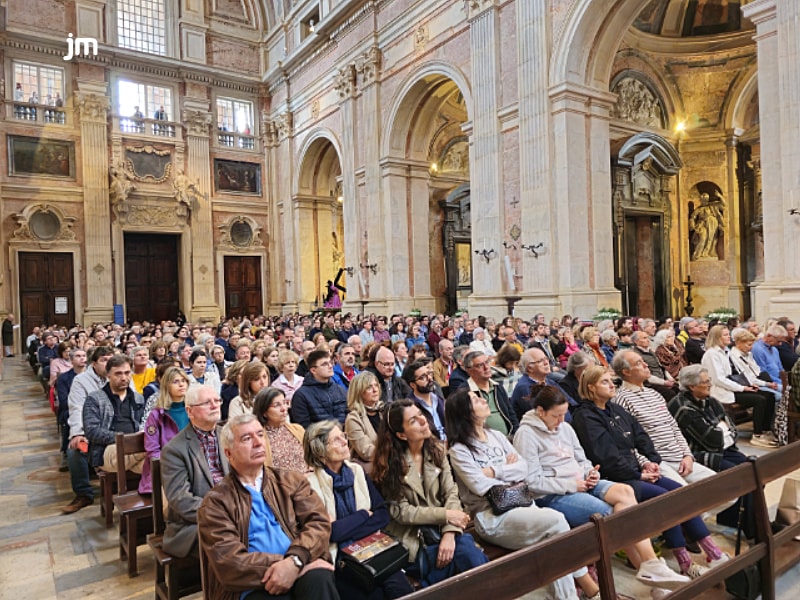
(173, 170, 203, 216)
(689, 192, 725, 260)
(109, 162, 136, 215)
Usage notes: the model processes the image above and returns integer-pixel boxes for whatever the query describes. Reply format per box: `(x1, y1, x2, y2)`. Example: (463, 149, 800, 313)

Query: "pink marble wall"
(7, 0, 66, 31)
(208, 37, 260, 75)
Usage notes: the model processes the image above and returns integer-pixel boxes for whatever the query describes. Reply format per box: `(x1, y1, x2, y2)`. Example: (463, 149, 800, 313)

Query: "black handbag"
(418, 525, 442, 546)
(728, 372, 751, 387)
(336, 531, 409, 592)
(485, 481, 535, 515)
(724, 498, 761, 600)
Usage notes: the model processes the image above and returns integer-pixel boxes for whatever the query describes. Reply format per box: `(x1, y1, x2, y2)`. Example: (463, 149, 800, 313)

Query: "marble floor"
(1, 356, 799, 600)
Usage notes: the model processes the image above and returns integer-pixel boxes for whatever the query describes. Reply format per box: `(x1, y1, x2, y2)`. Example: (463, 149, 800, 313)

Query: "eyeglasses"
(312, 361, 332, 369)
(190, 397, 221, 408)
(376, 361, 395, 368)
(696, 380, 713, 387)
(415, 372, 433, 382)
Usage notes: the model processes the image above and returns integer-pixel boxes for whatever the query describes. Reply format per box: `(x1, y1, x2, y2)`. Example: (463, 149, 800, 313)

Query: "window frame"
(111, 0, 176, 58)
(12, 60, 66, 105)
(214, 94, 257, 151)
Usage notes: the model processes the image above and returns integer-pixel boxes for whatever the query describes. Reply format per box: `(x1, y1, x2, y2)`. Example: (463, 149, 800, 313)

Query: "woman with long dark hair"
(371, 399, 487, 588)
(445, 389, 596, 600)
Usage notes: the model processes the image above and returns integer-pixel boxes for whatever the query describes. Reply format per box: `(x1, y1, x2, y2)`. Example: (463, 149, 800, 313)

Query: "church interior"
(1, 0, 798, 331)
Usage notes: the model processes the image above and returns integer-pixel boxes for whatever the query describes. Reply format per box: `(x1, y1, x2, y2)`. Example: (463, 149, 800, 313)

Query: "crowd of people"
(20, 308, 800, 600)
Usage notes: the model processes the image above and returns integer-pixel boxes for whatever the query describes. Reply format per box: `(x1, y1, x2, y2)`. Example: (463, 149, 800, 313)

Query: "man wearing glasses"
(463, 350, 519, 435)
(510, 348, 553, 421)
(161, 385, 229, 558)
(290, 349, 348, 428)
(402, 360, 447, 440)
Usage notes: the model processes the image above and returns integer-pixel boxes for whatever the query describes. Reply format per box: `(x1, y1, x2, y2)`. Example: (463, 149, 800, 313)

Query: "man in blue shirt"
(751, 325, 787, 387)
(198, 414, 337, 600)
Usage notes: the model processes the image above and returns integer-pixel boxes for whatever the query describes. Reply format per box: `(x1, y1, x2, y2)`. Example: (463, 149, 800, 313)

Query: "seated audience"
(463, 350, 518, 436)
(572, 366, 728, 579)
(272, 350, 304, 405)
(556, 351, 591, 410)
(511, 348, 552, 421)
(580, 327, 609, 367)
(632, 332, 677, 400)
(513, 384, 689, 593)
(197, 414, 337, 600)
(219, 359, 248, 420)
(131, 346, 156, 394)
(229, 361, 271, 418)
(701, 325, 776, 448)
(331, 344, 359, 390)
(304, 420, 413, 600)
(775, 319, 798, 371)
(446, 389, 597, 600)
(750, 324, 787, 389)
(253, 387, 306, 472)
(654, 328, 688, 381)
(490, 342, 522, 398)
(403, 360, 448, 441)
(366, 346, 411, 404)
(729, 328, 781, 401)
(291, 349, 348, 428)
(599, 329, 619, 365)
(372, 399, 488, 588)
(161, 385, 228, 558)
(139, 366, 191, 493)
(187, 349, 221, 393)
(344, 371, 383, 462)
(469, 327, 495, 357)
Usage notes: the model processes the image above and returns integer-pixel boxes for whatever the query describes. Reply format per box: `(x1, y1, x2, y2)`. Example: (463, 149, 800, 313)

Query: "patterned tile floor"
(1, 356, 798, 599)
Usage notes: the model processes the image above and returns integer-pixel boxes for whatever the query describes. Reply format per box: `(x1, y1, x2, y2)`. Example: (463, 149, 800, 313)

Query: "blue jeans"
(627, 476, 709, 548)
(536, 480, 614, 528)
(406, 533, 488, 588)
(67, 447, 94, 499)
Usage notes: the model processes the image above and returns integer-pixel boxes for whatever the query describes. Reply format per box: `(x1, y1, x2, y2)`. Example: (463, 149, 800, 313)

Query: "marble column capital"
(465, 0, 497, 21)
(275, 111, 293, 141)
(75, 92, 109, 124)
(334, 65, 356, 102)
(184, 110, 212, 137)
(355, 47, 382, 88)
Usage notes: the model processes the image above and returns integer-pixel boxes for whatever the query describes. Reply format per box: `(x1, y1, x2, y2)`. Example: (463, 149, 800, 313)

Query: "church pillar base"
(83, 307, 115, 327)
(190, 305, 221, 325)
(751, 283, 800, 322)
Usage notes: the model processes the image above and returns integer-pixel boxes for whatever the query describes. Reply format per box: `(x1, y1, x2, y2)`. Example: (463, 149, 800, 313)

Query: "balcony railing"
(9, 101, 67, 125)
(217, 130, 256, 150)
(119, 116, 177, 138)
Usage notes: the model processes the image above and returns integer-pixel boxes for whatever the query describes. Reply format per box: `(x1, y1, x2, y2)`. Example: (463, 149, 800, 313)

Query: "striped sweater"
(613, 381, 692, 463)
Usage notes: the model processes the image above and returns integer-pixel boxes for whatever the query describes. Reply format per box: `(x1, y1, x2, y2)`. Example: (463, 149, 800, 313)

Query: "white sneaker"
(636, 558, 691, 590)
(707, 552, 730, 568)
(683, 562, 709, 579)
(751, 434, 778, 448)
(650, 589, 672, 600)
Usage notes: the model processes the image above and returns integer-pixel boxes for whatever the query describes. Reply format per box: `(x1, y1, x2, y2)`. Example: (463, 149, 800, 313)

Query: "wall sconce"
(521, 242, 544, 258)
(474, 248, 496, 263)
(502, 241, 517, 250)
(789, 209, 799, 216)
(343, 266, 355, 276)
(360, 262, 378, 275)
(429, 162, 438, 175)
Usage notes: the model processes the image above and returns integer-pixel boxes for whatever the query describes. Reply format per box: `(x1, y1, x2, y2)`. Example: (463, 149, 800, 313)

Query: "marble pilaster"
(467, 0, 504, 307)
(76, 88, 113, 325)
(743, 0, 800, 321)
(183, 107, 219, 322)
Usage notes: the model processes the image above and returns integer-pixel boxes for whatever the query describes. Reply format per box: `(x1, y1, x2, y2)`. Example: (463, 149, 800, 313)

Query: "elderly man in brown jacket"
(198, 414, 338, 600)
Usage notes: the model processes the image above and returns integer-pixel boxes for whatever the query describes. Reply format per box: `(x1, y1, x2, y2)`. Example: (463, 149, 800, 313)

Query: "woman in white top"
(228, 361, 270, 418)
(701, 325, 776, 447)
(186, 349, 221, 393)
(469, 327, 496, 357)
(729, 328, 780, 400)
(271, 349, 304, 405)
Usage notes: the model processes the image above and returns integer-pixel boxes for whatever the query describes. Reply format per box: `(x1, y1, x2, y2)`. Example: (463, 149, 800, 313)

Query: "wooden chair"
(148, 457, 201, 600)
(98, 469, 116, 528)
(113, 431, 154, 577)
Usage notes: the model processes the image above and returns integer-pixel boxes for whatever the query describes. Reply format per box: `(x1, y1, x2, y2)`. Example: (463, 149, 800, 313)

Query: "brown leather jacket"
(198, 466, 332, 600)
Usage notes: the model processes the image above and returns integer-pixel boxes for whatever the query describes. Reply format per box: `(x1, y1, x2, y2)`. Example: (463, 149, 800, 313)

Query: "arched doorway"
(295, 135, 344, 311)
(383, 66, 472, 314)
(613, 133, 682, 318)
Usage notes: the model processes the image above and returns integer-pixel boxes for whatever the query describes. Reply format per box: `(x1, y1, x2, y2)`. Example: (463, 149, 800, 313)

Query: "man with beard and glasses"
(402, 360, 447, 440)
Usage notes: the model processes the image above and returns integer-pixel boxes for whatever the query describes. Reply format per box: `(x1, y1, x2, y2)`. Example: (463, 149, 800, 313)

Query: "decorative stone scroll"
(124, 145, 173, 183)
(218, 215, 263, 251)
(12, 203, 76, 242)
(75, 92, 110, 122)
(334, 65, 355, 101)
(611, 76, 665, 129)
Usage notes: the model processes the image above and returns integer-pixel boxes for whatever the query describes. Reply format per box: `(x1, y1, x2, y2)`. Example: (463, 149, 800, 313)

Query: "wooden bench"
(113, 431, 154, 577)
(148, 457, 201, 600)
(404, 442, 800, 600)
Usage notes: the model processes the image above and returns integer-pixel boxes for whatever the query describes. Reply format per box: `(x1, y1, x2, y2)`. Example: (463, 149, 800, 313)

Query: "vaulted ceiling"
(633, 0, 755, 37)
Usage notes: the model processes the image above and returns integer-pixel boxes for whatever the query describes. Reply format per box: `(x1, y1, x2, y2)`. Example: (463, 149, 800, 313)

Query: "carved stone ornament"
(122, 204, 186, 227)
(334, 65, 355, 101)
(124, 145, 173, 183)
(275, 112, 293, 140)
(172, 170, 204, 217)
(355, 47, 382, 87)
(311, 100, 320, 121)
(260, 109, 278, 147)
(611, 77, 665, 129)
(414, 25, 429, 51)
(466, 0, 495, 19)
(440, 139, 470, 175)
(12, 203, 76, 243)
(184, 110, 213, 136)
(76, 93, 110, 123)
(218, 215, 263, 251)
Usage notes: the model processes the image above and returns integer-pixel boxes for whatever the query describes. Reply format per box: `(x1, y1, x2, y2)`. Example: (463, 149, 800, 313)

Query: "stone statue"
(689, 192, 725, 260)
(109, 162, 136, 214)
(173, 170, 203, 215)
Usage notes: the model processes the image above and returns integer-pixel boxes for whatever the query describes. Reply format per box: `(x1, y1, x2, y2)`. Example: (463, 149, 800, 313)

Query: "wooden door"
(124, 234, 179, 324)
(19, 252, 75, 336)
(224, 256, 262, 318)
(622, 215, 667, 318)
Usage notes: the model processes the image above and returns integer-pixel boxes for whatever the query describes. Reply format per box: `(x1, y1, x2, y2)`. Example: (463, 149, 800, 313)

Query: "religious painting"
(685, 1, 743, 36)
(214, 159, 261, 195)
(632, 0, 669, 34)
(8, 135, 75, 178)
(125, 146, 172, 183)
(456, 242, 472, 288)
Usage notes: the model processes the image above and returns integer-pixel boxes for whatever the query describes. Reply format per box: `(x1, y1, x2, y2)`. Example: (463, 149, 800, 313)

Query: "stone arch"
(551, 0, 648, 89)
(382, 61, 473, 160)
(295, 128, 343, 196)
(724, 64, 759, 131)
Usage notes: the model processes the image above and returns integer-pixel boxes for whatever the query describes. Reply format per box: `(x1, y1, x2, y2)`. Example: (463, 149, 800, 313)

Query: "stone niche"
(687, 181, 729, 314)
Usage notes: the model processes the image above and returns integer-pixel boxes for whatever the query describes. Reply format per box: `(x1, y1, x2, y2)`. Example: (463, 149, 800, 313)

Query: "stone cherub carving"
(172, 170, 204, 217)
(689, 192, 725, 261)
(109, 162, 136, 217)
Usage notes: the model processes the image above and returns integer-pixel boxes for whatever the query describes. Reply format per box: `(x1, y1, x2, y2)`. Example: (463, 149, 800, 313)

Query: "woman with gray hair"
(469, 327, 495, 357)
(304, 420, 413, 600)
(654, 328, 687, 381)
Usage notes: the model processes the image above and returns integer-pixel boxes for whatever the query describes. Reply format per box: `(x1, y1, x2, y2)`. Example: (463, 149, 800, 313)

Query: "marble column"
(335, 65, 363, 311)
(274, 111, 298, 311)
(467, 0, 505, 315)
(76, 87, 113, 325)
(549, 83, 621, 318)
(183, 108, 220, 322)
(743, 0, 800, 320)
